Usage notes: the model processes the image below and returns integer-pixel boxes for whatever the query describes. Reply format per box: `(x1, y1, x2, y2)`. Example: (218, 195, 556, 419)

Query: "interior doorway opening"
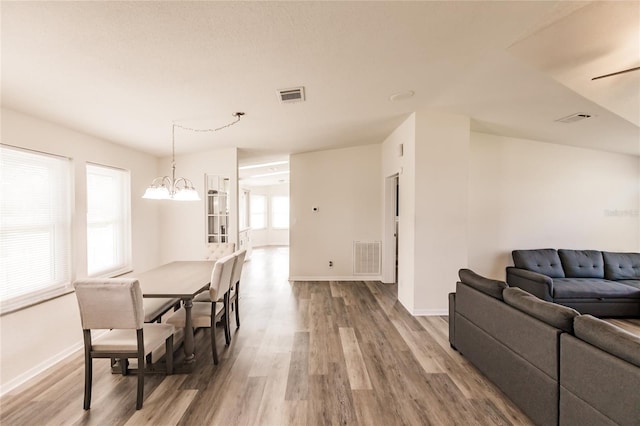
(382, 174, 399, 285)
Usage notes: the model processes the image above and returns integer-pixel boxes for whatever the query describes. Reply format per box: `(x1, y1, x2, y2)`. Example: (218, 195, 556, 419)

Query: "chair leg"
(136, 330, 145, 410)
(165, 335, 173, 375)
(83, 330, 92, 410)
(234, 283, 240, 328)
(223, 293, 231, 346)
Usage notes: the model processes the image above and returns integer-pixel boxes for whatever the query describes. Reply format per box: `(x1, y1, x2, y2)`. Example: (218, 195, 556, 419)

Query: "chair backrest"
(209, 254, 236, 301)
(74, 278, 144, 330)
(231, 249, 247, 287)
(205, 242, 236, 260)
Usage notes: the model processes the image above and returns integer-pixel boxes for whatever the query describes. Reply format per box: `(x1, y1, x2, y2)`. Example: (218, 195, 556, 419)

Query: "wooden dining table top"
(125, 260, 215, 299)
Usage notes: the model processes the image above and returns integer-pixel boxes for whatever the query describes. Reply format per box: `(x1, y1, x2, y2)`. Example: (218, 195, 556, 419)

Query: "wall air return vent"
(278, 87, 305, 104)
(555, 113, 593, 123)
(353, 241, 382, 275)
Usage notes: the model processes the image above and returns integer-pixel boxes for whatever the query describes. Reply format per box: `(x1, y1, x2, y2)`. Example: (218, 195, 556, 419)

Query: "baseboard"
(0, 330, 106, 397)
(1, 344, 79, 396)
(288, 276, 383, 282)
(412, 308, 448, 316)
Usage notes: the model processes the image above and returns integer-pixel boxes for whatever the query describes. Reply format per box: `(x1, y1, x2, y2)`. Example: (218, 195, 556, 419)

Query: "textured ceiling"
(1, 1, 639, 162)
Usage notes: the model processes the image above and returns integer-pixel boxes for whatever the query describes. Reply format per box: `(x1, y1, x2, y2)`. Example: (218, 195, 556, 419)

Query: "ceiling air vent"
(555, 113, 593, 123)
(278, 87, 305, 104)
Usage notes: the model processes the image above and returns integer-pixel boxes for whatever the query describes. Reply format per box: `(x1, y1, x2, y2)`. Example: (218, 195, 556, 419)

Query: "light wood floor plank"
(338, 327, 372, 390)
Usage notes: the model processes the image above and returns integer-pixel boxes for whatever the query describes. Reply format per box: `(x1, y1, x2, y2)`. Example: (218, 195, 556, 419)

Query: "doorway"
(382, 174, 399, 284)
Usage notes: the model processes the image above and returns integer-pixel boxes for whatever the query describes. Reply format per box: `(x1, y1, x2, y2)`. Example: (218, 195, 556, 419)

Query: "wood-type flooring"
(1, 247, 535, 425)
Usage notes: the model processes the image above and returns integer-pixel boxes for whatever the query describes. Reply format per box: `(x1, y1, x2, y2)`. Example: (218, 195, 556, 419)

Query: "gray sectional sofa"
(506, 249, 640, 317)
(449, 269, 640, 426)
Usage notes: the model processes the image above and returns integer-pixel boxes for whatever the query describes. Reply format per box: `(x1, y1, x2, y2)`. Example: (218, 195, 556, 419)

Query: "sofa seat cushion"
(458, 269, 507, 300)
(574, 315, 640, 368)
(558, 249, 604, 278)
(552, 278, 640, 299)
(602, 251, 640, 280)
(617, 279, 640, 289)
(512, 249, 565, 278)
(503, 287, 579, 332)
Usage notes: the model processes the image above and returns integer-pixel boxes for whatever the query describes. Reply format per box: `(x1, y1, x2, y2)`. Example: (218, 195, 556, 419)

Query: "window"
(271, 195, 289, 229)
(239, 188, 250, 230)
(250, 194, 266, 229)
(86, 164, 131, 277)
(0, 145, 72, 313)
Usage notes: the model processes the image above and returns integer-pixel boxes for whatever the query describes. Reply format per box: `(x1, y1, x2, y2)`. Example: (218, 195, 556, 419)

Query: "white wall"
(158, 147, 238, 262)
(413, 112, 470, 314)
(290, 144, 382, 280)
(468, 132, 640, 279)
(248, 183, 290, 247)
(0, 108, 161, 392)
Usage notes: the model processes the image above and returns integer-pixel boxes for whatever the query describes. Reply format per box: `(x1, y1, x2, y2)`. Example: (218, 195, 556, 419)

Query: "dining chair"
(194, 249, 246, 329)
(228, 249, 246, 328)
(73, 278, 175, 410)
(166, 253, 236, 364)
(205, 242, 236, 260)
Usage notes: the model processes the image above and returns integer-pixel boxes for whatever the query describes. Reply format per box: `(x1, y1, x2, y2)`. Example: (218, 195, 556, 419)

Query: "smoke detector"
(555, 113, 593, 123)
(278, 87, 305, 104)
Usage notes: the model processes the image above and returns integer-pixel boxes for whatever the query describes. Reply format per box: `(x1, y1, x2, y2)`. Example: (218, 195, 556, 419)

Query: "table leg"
(183, 298, 196, 364)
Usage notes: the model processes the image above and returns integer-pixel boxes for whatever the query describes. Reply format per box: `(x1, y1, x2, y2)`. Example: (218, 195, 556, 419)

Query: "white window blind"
(86, 164, 132, 277)
(250, 194, 266, 230)
(0, 145, 72, 313)
(271, 195, 289, 229)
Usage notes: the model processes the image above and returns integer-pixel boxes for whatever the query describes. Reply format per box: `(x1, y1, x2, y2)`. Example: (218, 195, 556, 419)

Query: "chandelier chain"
(173, 112, 245, 133)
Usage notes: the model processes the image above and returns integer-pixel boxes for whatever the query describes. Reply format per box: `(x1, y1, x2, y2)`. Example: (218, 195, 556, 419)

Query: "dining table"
(126, 260, 215, 370)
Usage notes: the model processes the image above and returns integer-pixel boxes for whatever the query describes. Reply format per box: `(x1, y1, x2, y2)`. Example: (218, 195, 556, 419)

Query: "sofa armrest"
(448, 292, 456, 349)
(506, 267, 554, 301)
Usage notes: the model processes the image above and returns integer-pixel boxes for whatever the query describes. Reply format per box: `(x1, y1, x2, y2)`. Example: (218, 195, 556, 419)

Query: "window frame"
(85, 162, 132, 278)
(0, 144, 74, 315)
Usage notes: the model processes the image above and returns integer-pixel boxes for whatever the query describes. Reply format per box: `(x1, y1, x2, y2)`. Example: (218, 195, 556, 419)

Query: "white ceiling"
(2, 1, 639, 168)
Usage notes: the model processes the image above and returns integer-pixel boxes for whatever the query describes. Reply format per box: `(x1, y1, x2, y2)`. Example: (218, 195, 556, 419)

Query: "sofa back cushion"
(512, 249, 565, 278)
(458, 269, 507, 300)
(558, 249, 604, 278)
(602, 251, 640, 280)
(573, 315, 640, 368)
(503, 287, 579, 332)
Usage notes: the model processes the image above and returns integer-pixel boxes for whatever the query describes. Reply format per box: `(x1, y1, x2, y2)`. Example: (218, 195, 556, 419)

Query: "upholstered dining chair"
(73, 278, 175, 410)
(166, 253, 236, 364)
(205, 242, 236, 260)
(194, 249, 246, 329)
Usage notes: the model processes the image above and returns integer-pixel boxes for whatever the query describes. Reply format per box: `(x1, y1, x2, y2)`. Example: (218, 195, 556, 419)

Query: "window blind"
(86, 163, 131, 277)
(0, 145, 72, 313)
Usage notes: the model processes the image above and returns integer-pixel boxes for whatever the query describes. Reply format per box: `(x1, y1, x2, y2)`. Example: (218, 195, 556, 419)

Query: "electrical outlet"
(329, 260, 333, 268)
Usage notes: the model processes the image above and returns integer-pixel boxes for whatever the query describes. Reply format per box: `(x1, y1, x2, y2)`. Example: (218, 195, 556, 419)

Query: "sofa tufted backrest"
(558, 249, 604, 279)
(512, 249, 565, 278)
(602, 252, 640, 280)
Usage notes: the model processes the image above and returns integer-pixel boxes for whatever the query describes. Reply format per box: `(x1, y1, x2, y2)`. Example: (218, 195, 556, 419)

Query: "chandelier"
(142, 113, 244, 201)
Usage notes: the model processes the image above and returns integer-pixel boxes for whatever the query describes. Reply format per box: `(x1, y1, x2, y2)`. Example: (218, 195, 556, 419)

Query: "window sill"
(1, 286, 75, 316)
